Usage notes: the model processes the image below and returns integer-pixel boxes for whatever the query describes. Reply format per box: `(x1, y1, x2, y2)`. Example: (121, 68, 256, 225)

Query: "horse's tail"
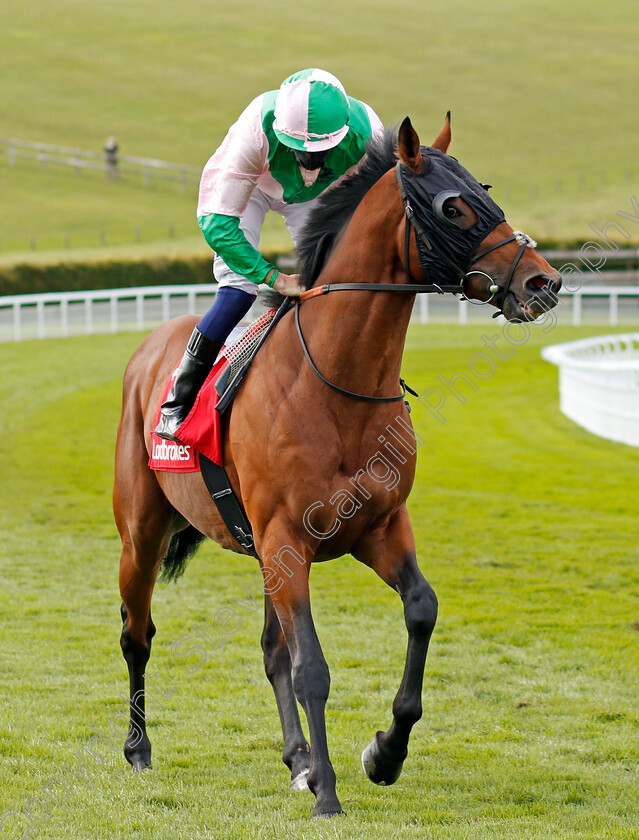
(159, 525, 207, 583)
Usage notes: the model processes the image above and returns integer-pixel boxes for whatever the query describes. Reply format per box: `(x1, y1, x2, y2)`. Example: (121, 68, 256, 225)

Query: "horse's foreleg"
(261, 593, 311, 789)
(354, 508, 438, 786)
(260, 540, 341, 818)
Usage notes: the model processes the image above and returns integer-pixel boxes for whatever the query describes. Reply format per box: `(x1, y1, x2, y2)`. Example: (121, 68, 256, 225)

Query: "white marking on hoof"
(362, 739, 387, 785)
(290, 769, 310, 791)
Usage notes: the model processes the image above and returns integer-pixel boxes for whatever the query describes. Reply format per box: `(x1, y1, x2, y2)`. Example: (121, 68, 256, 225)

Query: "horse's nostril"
(526, 275, 549, 293)
(526, 273, 561, 296)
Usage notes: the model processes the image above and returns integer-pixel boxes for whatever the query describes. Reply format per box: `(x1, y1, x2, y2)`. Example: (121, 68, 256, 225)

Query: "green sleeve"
(198, 213, 275, 285)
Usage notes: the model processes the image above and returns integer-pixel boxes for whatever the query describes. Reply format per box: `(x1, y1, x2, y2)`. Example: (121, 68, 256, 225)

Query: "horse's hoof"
(290, 769, 310, 791)
(361, 732, 404, 786)
(131, 759, 152, 772)
(128, 753, 152, 772)
(311, 804, 344, 819)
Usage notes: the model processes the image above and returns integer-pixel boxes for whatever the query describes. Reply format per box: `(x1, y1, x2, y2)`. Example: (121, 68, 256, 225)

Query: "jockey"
(155, 68, 383, 441)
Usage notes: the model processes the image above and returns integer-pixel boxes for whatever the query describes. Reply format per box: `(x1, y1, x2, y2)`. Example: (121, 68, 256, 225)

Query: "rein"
(294, 300, 417, 403)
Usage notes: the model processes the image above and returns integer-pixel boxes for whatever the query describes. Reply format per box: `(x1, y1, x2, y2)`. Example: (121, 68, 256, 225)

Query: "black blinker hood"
(399, 147, 506, 286)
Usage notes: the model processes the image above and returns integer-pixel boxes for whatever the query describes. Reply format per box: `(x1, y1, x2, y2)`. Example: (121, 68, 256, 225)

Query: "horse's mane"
(296, 127, 398, 289)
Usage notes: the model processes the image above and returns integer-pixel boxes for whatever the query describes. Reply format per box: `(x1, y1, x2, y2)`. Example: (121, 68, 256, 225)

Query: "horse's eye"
(443, 203, 459, 219)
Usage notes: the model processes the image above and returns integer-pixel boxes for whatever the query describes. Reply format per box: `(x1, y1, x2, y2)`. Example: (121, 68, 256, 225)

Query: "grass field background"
(0, 319, 637, 838)
(2, 0, 639, 259)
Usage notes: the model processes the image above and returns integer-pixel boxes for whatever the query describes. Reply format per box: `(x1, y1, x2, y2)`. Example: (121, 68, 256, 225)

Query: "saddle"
(149, 298, 291, 557)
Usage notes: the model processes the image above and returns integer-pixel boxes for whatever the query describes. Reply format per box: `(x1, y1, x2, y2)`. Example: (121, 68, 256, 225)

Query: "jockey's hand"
(272, 272, 305, 297)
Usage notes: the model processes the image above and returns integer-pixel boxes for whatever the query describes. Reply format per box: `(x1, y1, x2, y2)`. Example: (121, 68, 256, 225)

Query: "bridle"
(293, 159, 537, 403)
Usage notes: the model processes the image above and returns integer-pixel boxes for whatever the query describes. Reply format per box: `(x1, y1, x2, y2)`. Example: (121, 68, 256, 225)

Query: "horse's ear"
(397, 117, 423, 173)
(431, 111, 451, 153)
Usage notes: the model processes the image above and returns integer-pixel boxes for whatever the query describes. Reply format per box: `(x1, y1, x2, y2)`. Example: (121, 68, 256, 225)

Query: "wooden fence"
(1, 138, 201, 190)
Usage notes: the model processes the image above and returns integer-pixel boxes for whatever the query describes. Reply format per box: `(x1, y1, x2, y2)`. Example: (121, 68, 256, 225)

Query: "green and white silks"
(197, 80, 383, 286)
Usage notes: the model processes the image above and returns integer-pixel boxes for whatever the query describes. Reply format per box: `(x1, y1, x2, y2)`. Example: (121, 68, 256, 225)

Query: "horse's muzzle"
(521, 271, 562, 319)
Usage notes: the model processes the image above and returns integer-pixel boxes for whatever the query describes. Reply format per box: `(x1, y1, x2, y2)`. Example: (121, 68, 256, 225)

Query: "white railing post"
(36, 300, 45, 339)
(13, 302, 21, 341)
(419, 294, 429, 324)
(572, 292, 582, 327)
(136, 294, 144, 330)
(161, 292, 170, 323)
(61, 299, 69, 338)
(609, 293, 618, 327)
(85, 297, 93, 334)
(458, 297, 468, 325)
(110, 293, 118, 333)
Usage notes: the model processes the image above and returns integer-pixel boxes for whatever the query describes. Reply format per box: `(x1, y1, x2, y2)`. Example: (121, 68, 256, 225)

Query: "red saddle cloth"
(148, 355, 228, 473)
(174, 355, 229, 464)
(148, 307, 278, 474)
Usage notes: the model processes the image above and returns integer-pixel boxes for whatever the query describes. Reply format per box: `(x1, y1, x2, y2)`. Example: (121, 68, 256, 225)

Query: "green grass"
(0, 321, 638, 838)
(2, 0, 639, 260)
(0, 157, 293, 259)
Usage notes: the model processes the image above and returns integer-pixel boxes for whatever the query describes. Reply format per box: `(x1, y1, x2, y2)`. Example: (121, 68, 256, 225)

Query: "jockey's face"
(293, 149, 330, 170)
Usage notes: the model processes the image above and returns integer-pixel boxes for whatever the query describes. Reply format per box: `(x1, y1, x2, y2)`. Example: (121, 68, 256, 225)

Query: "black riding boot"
(154, 327, 220, 442)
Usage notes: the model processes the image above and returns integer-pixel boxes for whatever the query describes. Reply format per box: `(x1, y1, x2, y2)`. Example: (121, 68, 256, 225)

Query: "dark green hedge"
(0, 251, 291, 296)
(1, 243, 635, 297)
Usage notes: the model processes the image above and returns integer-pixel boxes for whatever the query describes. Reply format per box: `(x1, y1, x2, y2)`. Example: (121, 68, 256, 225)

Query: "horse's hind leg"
(353, 506, 438, 786)
(118, 533, 167, 771)
(114, 420, 175, 771)
(261, 592, 311, 789)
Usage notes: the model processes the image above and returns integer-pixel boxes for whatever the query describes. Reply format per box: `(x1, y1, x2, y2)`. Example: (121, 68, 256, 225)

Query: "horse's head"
(397, 117, 561, 322)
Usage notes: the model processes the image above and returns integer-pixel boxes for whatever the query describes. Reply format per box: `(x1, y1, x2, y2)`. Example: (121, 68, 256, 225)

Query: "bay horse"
(114, 117, 561, 817)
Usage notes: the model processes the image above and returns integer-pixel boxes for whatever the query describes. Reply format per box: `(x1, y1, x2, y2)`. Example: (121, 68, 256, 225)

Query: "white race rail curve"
(0, 284, 638, 343)
(542, 333, 639, 447)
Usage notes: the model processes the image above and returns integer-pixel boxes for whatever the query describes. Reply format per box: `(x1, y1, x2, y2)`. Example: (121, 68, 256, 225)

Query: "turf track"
(0, 321, 637, 838)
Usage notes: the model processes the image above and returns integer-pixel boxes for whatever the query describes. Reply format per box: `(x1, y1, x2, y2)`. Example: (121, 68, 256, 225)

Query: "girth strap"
(200, 454, 259, 559)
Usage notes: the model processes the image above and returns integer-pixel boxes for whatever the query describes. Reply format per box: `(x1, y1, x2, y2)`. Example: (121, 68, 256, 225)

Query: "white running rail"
(542, 333, 639, 447)
(1, 285, 638, 343)
(0, 284, 219, 342)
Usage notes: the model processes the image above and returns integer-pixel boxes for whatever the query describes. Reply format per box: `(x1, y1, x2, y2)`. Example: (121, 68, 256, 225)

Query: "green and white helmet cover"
(272, 68, 351, 152)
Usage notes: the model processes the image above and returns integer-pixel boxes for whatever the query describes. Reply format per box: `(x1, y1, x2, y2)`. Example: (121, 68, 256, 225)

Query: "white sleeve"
(197, 95, 269, 218)
(363, 103, 385, 141)
(336, 104, 387, 184)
